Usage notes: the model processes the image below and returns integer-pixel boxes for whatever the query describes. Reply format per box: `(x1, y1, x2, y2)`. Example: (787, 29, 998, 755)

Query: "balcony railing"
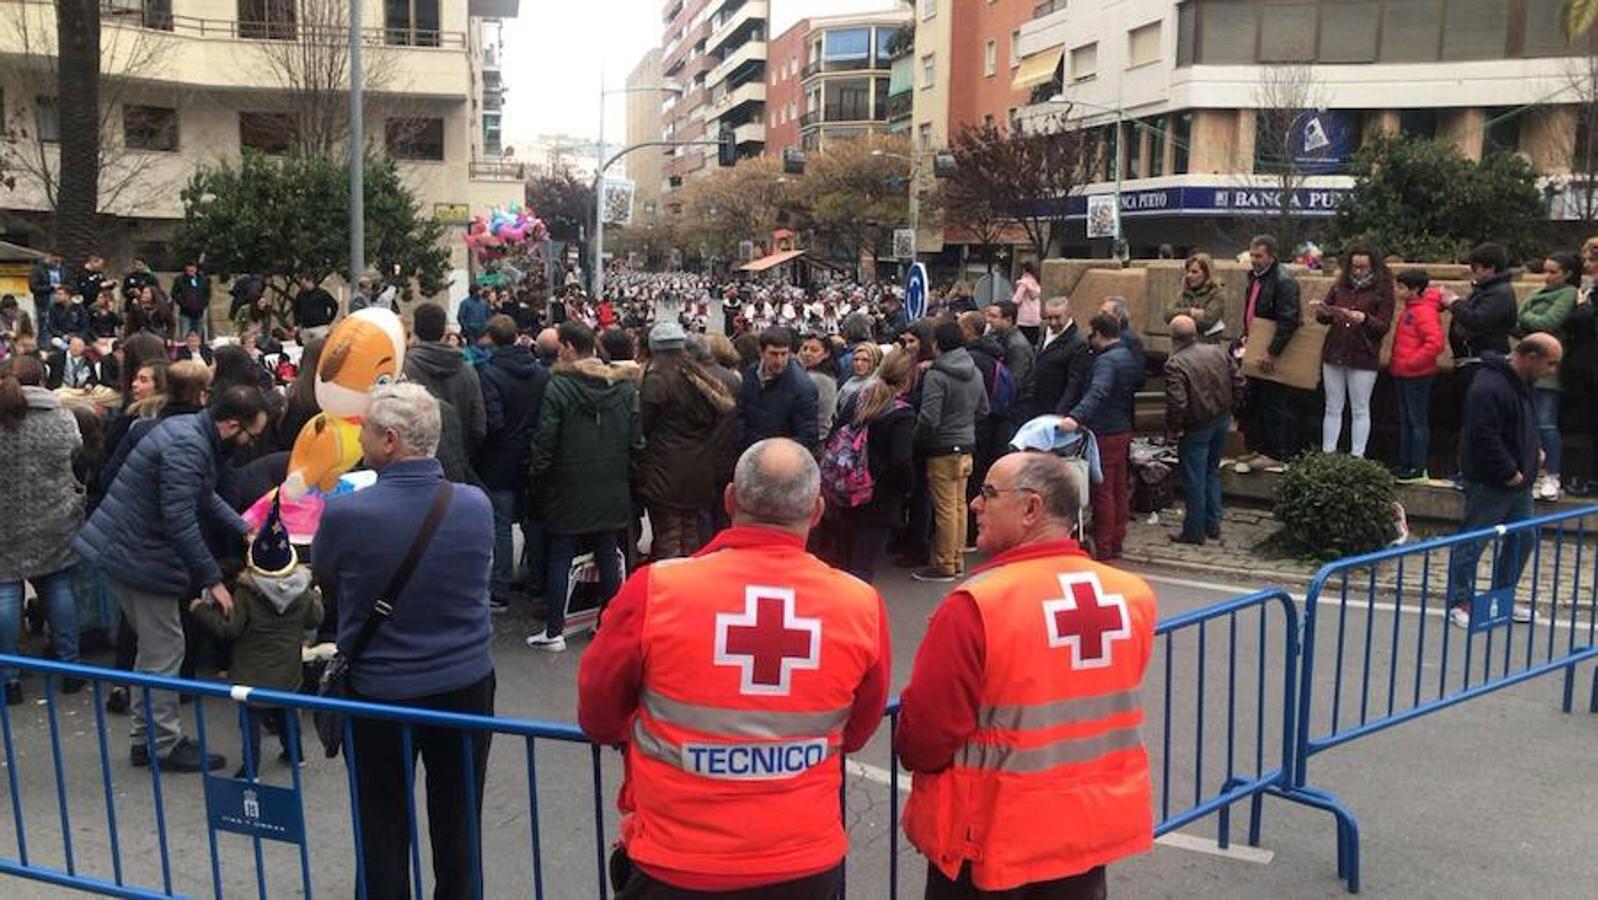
(93, 6, 469, 48)
(883, 92, 912, 120)
(799, 110, 819, 127)
(1033, 0, 1067, 17)
(469, 160, 531, 181)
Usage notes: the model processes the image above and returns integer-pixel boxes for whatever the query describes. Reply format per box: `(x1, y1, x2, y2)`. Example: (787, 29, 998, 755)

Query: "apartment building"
(766, 17, 809, 157)
(909, 0, 1037, 252)
(0, 0, 525, 272)
(1014, 0, 1591, 255)
(627, 47, 666, 219)
(661, 0, 769, 203)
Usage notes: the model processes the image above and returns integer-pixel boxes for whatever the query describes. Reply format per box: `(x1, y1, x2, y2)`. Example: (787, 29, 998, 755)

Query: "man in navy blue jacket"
(737, 326, 819, 450)
(1062, 313, 1142, 561)
(312, 382, 495, 900)
(476, 314, 548, 611)
(1446, 335, 1562, 629)
(74, 386, 271, 772)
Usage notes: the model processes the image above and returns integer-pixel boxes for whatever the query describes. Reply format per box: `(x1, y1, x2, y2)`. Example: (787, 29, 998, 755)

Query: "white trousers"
(1323, 364, 1378, 457)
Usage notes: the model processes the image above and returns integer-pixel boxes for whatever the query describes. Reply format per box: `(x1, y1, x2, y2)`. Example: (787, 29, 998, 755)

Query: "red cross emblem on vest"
(1042, 572, 1131, 670)
(714, 586, 822, 696)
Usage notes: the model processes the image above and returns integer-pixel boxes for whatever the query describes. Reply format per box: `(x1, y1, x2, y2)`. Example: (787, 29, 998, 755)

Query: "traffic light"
(782, 148, 806, 175)
(718, 124, 737, 167)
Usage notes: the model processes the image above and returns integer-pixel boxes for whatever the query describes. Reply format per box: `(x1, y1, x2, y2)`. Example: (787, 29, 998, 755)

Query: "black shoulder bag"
(314, 482, 455, 758)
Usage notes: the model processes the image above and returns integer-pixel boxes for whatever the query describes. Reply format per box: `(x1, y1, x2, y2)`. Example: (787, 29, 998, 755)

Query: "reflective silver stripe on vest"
(956, 725, 1143, 774)
(976, 689, 1140, 732)
(641, 690, 851, 739)
(632, 718, 839, 775)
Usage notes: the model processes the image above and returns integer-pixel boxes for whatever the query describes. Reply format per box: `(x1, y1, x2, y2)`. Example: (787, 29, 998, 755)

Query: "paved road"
(0, 558, 1593, 898)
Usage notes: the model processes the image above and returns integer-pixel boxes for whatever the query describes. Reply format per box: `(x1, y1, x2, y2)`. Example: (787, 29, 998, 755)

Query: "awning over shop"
(740, 249, 807, 272)
(888, 54, 915, 96)
(1011, 46, 1064, 92)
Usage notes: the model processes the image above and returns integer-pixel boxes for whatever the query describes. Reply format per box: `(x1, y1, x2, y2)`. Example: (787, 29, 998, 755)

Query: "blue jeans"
(488, 488, 520, 599)
(1179, 416, 1229, 540)
(542, 531, 624, 638)
(1447, 481, 1535, 608)
(1534, 388, 1561, 475)
(1393, 376, 1433, 473)
(178, 311, 207, 341)
(0, 570, 80, 683)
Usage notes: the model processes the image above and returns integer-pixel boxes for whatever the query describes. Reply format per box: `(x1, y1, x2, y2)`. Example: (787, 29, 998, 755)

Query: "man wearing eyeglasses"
(898, 452, 1157, 898)
(74, 385, 271, 773)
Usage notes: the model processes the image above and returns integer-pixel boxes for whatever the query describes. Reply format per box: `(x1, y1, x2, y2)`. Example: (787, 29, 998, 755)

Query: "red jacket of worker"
(578, 525, 891, 892)
(899, 538, 1156, 891)
(1390, 287, 1446, 378)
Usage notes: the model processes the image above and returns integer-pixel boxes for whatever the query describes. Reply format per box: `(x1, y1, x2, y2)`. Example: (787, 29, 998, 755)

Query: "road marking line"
(849, 758, 1275, 866)
(1140, 574, 1591, 632)
(1155, 831, 1274, 865)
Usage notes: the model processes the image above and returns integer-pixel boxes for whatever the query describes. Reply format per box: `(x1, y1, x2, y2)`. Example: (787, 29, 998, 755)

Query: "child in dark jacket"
(191, 501, 322, 778)
(1389, 270, 1445, 483)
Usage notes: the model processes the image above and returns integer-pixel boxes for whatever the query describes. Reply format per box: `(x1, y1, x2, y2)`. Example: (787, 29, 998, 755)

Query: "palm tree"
(55, 0, 101, 270)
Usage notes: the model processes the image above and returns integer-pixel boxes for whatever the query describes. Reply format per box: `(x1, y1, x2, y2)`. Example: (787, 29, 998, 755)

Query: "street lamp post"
(870, 147, 920, 271)
(593, 80, 683, 302)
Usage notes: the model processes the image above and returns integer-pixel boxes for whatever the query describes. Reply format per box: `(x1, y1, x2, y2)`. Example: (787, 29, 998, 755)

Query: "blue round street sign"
(905, 263, 928, 321)
(1288, 110, 1352, 175)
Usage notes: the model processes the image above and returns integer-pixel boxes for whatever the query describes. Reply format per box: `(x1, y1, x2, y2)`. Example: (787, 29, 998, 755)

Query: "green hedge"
(1272, 452, 1397, 561)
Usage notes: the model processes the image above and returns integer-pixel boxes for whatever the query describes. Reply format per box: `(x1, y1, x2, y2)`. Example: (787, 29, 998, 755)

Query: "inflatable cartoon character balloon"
(283, 307, 406, 502)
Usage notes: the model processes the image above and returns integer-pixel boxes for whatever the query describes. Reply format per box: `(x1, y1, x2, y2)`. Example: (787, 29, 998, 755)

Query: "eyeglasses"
(978, 484, 1039, 501)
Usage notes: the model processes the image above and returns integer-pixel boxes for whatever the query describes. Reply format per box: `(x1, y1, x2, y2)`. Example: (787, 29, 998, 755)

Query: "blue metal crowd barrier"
(0, 585, 1308, 899)
(1282, 504, 1598, 893)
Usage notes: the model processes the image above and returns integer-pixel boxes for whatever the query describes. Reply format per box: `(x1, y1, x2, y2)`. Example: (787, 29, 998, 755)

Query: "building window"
(1010, 29, 1021, 67)
(875, 27, 897, 65)
(385, 0, 441, 47)
(823, 28, 872, 71)
(1128, 20, 1161, 68)
(1318, 2, 1379, 62)
(1400, 108, 1439, 140)
(918, 122, 932, 149)
(922, 0, 936, 20)
(1483, 106, 1522, 155)
(34, 96, 59, 143)
(1380, 0, 1443, 62)
(1070, 42, 1097, 82)
(1442, 0, 1508, 60)
(984, 114, 995, 129)
(1258, 4, 1317, 62)
(124, 105, 178, 151)
(921, 53, 936, 89)
(239, 112, 297, 155)
(238, 0, 295, 40)
(1123, 121, 1142, 179)
(386, 117, 445, 161)
(985, 40, 997, 77)
(1173, 111, 1192, 174)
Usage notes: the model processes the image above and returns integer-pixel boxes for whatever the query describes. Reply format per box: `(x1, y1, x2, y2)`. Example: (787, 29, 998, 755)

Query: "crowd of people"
(0, 232, 1591, 896)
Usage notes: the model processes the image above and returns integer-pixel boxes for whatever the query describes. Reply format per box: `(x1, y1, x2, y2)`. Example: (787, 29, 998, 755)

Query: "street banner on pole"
(1086, 194, 1119, 239)
(893, 228, 916, 260)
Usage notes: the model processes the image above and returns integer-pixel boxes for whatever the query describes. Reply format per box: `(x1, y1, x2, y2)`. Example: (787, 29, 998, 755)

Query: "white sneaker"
(1448, 605, 1471, 629)
(1538, 475, 1561, 502)
(1512, 603, 1533, 624)
(1256, 456, 1287, 474)
(525, 633, 566, 653)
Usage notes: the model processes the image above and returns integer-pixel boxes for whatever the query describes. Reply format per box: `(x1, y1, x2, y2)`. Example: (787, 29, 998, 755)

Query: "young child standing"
(191, 499, 322, 778)
(1388, 269, 1445, 483)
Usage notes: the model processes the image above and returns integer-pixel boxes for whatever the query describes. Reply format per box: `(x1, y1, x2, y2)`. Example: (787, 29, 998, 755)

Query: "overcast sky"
(500, 0, 906, 145)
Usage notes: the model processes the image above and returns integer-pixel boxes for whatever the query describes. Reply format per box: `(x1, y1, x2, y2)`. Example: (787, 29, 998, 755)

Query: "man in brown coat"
(1166, 315, 1242, 545)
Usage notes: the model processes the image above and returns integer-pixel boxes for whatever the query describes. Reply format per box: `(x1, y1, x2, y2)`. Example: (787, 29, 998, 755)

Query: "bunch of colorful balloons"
(465, 204, 549, 261)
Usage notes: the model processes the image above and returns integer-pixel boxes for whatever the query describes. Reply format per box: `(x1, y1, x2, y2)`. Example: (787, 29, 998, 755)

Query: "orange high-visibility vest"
(621, 543, 884, 878)
(903, 552, 1157, 891)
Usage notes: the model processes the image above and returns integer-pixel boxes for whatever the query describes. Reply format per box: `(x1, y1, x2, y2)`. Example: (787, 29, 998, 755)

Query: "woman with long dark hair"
(0, 355, 84, 704)
(1316, 244, 1393, 458)
(279, 336, 325, 443)
(639, 325, 737, 559)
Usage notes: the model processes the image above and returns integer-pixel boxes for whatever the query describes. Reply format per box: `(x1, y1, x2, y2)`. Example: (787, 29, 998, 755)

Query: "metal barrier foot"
(1589, 666, 1598, 714)
(1271, 785, 1362, 894)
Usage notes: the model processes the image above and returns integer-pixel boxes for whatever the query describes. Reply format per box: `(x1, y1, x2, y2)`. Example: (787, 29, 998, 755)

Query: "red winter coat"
(1389, 289, 1446, 378)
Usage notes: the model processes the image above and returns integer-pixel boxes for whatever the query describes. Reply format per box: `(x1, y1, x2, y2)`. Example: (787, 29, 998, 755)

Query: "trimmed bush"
(1272, 452, 1397, 561)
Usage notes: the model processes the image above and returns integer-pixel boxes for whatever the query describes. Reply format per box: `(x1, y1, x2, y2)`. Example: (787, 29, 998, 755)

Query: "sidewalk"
(1123, 500, 1598, 611)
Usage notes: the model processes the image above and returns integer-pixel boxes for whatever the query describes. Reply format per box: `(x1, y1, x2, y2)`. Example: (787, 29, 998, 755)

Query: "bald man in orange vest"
(579, 437, 891, 898)
(899, 451, 1157, 898)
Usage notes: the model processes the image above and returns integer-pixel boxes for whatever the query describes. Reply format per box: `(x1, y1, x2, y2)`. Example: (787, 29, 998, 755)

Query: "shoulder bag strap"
(342, 481, 455, 664)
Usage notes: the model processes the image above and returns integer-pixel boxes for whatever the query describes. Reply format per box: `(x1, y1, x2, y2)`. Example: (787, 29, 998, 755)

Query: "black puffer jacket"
(477, 345, 548, 491)
(1458, 352, 1537, 487)
(1449, 271, 1518, 359)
